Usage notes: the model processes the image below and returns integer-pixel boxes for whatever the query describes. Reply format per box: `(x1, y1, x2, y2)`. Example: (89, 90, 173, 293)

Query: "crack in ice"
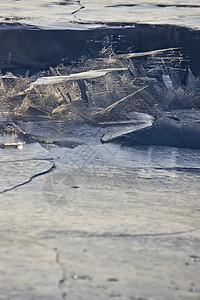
(71, 0, 85, 21)
(0, 161, 55, 194)
(54, 248, 67, 300)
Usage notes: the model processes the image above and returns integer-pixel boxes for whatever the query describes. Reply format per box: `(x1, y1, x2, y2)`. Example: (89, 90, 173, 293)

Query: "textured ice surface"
(0, 156, 200, 299)
(0, 2, 200, 299)
(0, 0, 200, 29)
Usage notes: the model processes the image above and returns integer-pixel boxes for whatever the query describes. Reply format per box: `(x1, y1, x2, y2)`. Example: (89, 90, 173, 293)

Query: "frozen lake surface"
(1, 120, 200, 299)
(0, 1, 200, 299)
(0, 0, 200, 29)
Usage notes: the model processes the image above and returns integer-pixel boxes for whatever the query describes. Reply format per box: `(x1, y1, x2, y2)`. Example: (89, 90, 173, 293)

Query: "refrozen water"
(1, 0, 200, 29)
(0, 1, 200, 299)
(0, 119, 200, 299)
(1, 140, 200, 299)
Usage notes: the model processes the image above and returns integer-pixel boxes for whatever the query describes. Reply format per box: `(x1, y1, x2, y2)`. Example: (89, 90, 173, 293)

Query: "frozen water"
(0, 0, 200, 29)
(0, 2, 200, 299)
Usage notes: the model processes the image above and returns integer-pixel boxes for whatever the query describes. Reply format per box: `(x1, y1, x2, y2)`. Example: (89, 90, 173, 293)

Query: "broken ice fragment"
(101, 112, 155, 143)
(0, 141, 24, 149)
(31, 68, 127, 85)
